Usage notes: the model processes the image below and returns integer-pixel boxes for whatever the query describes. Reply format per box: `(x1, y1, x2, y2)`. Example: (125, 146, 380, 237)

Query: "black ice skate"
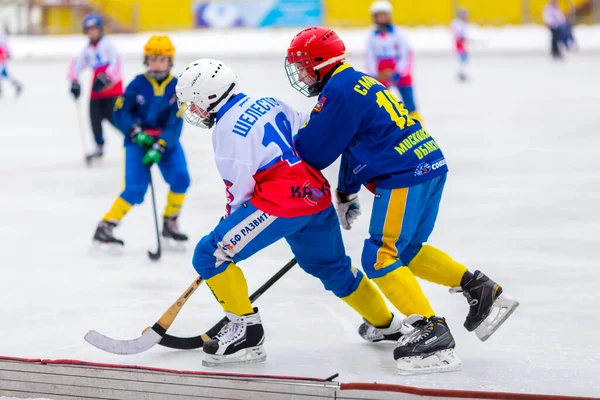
(14, 83, 23, 97)
(93, 221, 124, 253)
(202, 308, 266, 367)
(393, 315, 461, 375)
(451, 270, 519, 342)
(85, 145, 104, 165)
(162, 214, 188, 251)
(358, 313, 405, 342)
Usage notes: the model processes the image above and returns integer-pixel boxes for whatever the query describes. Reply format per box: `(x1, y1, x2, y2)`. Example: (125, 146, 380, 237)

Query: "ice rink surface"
(1, 52, 599, 397)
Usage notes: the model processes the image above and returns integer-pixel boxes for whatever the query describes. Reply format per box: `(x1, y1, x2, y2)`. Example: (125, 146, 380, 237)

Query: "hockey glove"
(92, 73, 111, 92)
(70, 81, 81, 100)
(335, 189, 361, 230)
(143, 139, 166, 166)
(130, 126, 155, 148)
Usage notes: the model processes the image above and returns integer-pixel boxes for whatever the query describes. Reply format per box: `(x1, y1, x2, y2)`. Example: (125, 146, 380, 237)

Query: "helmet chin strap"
(206, 82, 236, 113)
(313, 54, 348, 72)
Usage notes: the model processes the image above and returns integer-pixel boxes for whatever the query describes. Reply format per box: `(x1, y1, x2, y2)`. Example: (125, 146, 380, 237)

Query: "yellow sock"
(164, 191, 186, 217)
(205, 263, 253, 316)
(342, 275, 392, 327)
(373, 267, 435, 318)
(408, 245, 467, 288)
(102, 197, 132, 222)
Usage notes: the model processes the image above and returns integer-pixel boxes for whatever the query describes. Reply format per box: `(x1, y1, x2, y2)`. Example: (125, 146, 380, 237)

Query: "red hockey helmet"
(285, 27, 347, 97)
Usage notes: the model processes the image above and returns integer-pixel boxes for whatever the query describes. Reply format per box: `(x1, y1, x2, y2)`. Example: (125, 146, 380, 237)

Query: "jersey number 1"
(262, 111, 301, 165)
(376, 89, 414, 129)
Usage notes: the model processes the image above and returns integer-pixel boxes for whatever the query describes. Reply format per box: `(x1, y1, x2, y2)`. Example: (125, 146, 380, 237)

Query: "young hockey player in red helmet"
(285, 27, 519, 375)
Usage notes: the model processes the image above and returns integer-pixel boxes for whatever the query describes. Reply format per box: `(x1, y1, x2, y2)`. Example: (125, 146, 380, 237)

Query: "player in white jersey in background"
(366, 0, 422, 121)
(0, 30, 23, 97)
(68, 13, 124, 162)
(451, 8, 469, 81)
(176, 59, 404, 368)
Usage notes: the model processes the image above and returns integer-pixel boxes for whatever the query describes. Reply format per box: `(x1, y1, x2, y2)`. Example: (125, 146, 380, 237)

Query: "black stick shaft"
(158, 257, 297, 349)
(147, 171, 161, 261)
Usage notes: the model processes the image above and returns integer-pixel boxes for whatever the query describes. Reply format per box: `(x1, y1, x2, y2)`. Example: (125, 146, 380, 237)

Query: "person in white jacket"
(543, 0, 566, 59)
(366, 1, 422, 121)
(68, 13, 123, 161)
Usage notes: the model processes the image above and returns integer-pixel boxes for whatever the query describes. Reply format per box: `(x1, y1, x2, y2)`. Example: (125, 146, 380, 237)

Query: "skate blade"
(396, 349, 462, 376)
(475, 294, 519, 342)
(202, 346, 267, 367)
(90, 241, 124, 256)
(162, 238, 187, 252)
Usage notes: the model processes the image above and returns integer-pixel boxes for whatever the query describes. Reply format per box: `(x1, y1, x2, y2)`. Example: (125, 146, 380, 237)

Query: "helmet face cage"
(178, 100, 215, 129)
(285, 51, 320, 98)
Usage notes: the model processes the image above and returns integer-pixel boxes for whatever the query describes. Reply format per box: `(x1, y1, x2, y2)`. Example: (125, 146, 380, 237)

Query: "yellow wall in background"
(88, 0, 194, 31)
(46, 7, 75, 34)
(459, 0, 523, 24)
(324, 0, 589, 27)
(44, 0, 592, 33)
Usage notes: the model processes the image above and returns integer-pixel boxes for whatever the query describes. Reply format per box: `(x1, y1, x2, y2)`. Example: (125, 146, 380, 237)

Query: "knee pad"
(400, 243, 423, 266)
(120, 184, 148, 205)
(170, 169, 191, 194)
(192, 233, 230, 279)
(301, 260, 362, 298)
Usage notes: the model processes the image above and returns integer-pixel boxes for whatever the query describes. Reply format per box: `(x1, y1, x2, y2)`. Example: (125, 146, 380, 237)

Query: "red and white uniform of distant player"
(366, 25, 414, 88)
(0, 32, 9, 64)
(451, 8, 469, 81)
(212, 93, 330, 218)
(366, 0, 420, 118)
(0, 31, 23, 94)
(68, 35, 123, 99)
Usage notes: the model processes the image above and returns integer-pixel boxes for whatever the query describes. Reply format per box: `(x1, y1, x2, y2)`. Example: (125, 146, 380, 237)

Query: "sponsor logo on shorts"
(431, 159, 447, 171)
(290, 181, 331, 206)
(414, 162, 431, 176)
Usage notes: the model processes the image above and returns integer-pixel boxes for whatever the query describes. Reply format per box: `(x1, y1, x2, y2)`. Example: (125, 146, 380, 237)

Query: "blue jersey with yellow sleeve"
(113, 73, 183, 148)
(294, 64, 448, 194)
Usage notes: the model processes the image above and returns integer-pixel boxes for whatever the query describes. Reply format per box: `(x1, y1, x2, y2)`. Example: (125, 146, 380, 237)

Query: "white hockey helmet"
(369, 0, 393, 15)
(176, 58, 238, 129)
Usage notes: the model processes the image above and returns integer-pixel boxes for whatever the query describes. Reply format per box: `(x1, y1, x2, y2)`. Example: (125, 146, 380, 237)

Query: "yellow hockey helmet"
(144, 35, 175, 58)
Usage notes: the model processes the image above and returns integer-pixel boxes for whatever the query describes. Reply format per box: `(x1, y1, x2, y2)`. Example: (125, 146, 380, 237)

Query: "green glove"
(130, 126, 154, 148)
(143, 139, 167, 166)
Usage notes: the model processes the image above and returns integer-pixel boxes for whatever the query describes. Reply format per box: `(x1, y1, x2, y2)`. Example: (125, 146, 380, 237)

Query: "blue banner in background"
(194, 0, 323, 28)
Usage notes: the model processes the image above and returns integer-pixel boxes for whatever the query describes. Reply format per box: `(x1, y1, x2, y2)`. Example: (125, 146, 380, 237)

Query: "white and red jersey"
(68, 36, 123, 99)
(451, 18, 468, 53)
(543, 3, 566, 28)
(0, 32, 9, 64)
(213, 93, 332, 218)
(366, 25, 414, 85)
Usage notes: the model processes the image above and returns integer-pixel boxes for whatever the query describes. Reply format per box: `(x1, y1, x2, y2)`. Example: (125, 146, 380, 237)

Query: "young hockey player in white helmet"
(366, 1, 422, 121)
(176, 58, 403, 367)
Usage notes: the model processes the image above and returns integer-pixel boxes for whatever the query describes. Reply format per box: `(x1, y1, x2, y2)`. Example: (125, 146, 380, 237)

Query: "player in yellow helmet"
(92, 35, 190, 254)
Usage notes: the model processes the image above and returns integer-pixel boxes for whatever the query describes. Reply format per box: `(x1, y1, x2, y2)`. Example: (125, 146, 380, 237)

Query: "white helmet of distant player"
(369, 0, 393, 15)
(176, 58, 238, 129)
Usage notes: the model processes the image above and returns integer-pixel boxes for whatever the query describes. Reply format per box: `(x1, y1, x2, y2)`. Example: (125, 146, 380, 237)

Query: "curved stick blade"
(85, 328, 162, 355)
(148, 249, 161, 261)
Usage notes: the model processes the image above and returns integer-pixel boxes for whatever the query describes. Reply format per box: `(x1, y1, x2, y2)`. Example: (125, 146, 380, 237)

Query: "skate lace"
(363, 324, 383, 341)
(101, 222, 114, 236)
(216, 321, 243, 345)
(166, 217, 181, 234)
(397, 323, 430, 346)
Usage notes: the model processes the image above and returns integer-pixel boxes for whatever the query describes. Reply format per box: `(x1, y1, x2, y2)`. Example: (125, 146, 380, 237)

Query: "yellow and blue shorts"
(362, 173, 447, 279)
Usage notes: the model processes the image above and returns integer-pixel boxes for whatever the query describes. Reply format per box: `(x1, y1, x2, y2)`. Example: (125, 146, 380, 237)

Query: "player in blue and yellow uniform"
(286, 27, 519, 374)
(92, 35, 190, 250)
